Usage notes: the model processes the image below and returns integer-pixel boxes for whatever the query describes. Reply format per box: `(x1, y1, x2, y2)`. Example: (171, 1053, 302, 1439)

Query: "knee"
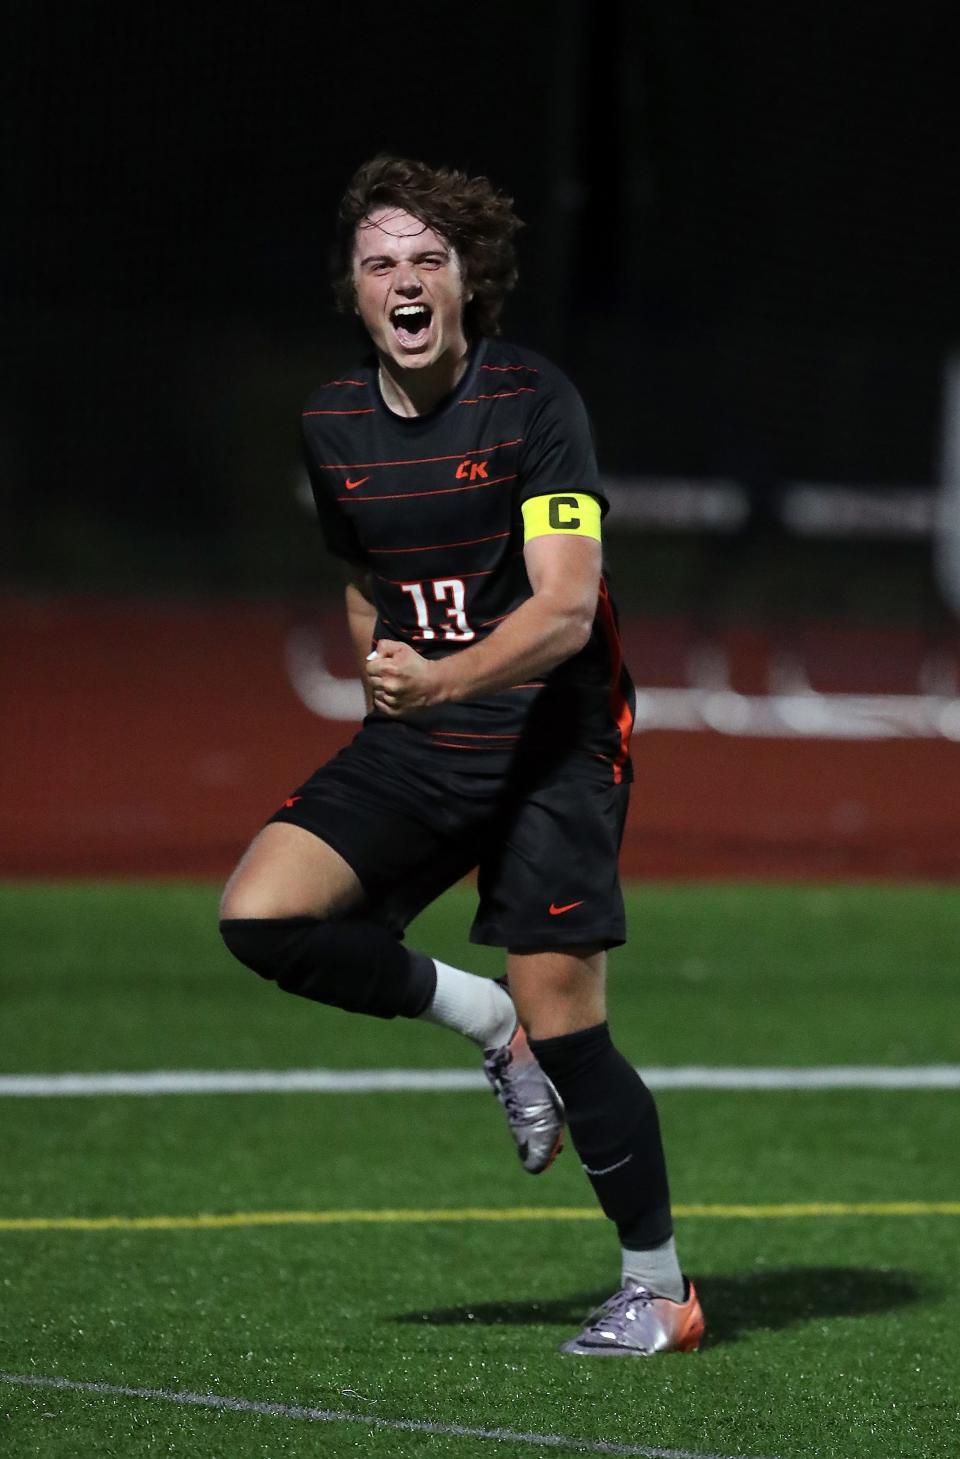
(509, 954, 606, 1041)
(219, 916, 317, 984)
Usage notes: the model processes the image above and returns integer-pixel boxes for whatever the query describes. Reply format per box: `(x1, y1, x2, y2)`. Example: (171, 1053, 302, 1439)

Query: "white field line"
(0, 1371, 776, 1459)
(1, 1065, 959, 1097)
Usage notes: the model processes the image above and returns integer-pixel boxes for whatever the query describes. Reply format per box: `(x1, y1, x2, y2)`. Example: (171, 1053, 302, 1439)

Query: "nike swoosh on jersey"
(345, 476, 369, 490)
(549, 900, 585, 916)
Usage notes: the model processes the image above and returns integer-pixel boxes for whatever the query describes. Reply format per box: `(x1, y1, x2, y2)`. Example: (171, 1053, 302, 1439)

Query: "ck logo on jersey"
(455, 459, 488, 481)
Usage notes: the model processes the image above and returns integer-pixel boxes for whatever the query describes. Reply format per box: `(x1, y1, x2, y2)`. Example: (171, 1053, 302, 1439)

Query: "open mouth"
(390, 303, 433, 349)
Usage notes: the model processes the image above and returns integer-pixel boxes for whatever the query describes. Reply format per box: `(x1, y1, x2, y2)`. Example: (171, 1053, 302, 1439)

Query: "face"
(352, 207, 471, 372)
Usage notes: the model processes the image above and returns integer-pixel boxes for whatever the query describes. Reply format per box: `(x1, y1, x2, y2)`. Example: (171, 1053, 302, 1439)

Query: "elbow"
(533, 583, 597, 662)
(561, 602, 595, 658)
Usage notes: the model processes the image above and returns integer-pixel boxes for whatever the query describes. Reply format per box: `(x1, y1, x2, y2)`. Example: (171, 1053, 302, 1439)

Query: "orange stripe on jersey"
(335, 473, 516, 504)
(595, 579, 633, 784)
(460, 389, 537, 405)
(428, 731, 521, 741)
(480, 364, 540, 373)
(374, 569, 494, 585)
(367, 531, 510, 556)
(303, 408, 375, 416)
(308, 440, 523, 471)
(322, 378, 369, 387)
(426, 739, 516, 751)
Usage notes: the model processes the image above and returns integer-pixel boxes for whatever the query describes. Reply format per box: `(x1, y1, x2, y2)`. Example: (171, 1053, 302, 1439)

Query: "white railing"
(285, 623, 960, 741)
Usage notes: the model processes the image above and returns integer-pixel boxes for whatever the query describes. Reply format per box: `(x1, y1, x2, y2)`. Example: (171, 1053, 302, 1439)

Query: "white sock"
(620, 1235, 685, 1302)
(418, 960, 517, 1048)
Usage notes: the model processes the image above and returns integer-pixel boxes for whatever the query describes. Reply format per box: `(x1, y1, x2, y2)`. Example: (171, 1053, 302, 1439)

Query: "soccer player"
(219, 156, 704, 1357)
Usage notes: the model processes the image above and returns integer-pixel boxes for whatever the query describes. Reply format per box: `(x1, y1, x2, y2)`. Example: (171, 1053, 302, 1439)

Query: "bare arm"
(341, 562, 378, 713)
(366, 533, 601, 716)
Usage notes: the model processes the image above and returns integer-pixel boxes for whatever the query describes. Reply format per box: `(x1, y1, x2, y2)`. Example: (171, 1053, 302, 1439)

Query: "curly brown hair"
(333, 155, 523, 338)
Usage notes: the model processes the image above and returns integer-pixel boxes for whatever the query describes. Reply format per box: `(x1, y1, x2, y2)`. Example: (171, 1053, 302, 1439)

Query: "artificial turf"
(1, 881, 959, 1458)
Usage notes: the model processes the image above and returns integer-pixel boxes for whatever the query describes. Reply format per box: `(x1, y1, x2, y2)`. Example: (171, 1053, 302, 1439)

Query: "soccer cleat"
(482, 1021, 565, 1174)
(559, 1278, 705, 1356)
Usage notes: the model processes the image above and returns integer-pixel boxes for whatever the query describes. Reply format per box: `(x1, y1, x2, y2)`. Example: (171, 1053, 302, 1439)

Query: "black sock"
(220, 916, 437, 1020)
(529, 1021, 673, 1248)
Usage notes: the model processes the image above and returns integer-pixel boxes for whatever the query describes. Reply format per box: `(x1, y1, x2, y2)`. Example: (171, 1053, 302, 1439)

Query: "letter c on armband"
(521, 493, 602, 544)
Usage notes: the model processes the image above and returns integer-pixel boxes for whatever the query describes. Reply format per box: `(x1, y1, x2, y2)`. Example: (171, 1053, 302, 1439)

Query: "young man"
(219, 156, 704, 1357)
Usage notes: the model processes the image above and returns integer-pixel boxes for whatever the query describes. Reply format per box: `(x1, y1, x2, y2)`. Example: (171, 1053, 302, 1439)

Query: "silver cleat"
(559, 1278, 705, 1356)
(482, 1021, 564, 1174)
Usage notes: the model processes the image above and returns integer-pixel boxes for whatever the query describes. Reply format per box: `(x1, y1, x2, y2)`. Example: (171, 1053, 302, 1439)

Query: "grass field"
(2, 881, 959, 1458)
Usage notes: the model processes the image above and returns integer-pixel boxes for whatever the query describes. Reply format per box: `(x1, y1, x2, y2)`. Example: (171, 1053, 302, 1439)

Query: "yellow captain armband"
(521, 492, 602, 543)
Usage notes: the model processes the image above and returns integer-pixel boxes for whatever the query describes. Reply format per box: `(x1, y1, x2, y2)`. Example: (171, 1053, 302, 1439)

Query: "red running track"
(2, 596, 958, 880)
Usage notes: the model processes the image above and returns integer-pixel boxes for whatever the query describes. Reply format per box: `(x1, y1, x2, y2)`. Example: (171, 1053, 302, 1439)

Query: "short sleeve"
(302, 423, 368, 565)
(516, 365, 606, 514)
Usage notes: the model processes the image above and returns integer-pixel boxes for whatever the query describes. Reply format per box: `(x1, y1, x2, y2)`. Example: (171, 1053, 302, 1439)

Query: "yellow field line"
(2, 1201, 960, 1233)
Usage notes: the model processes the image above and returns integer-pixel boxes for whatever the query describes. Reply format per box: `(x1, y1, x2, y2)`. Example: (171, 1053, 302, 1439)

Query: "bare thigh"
(219, 822, 365, 921)
(506, 946, 607, 1041)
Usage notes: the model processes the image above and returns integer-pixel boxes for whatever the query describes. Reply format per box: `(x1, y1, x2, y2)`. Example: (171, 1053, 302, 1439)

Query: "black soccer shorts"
(268, 722, 628, 950)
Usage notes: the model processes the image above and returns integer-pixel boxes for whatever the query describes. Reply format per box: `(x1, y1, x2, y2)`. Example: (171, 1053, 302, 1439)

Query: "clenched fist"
(366, 640, 445, 717)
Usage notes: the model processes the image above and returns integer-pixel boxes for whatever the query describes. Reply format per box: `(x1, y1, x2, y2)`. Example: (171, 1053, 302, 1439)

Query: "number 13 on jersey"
(399, 579, 475, 642)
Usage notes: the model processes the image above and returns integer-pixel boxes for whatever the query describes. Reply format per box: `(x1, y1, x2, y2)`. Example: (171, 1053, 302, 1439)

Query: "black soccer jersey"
(302, 338, 634, 782)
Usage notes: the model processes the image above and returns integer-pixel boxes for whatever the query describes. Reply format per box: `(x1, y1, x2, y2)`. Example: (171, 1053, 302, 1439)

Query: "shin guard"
(529, 1021, 673, 1248)
(219, 916, 436, 1020)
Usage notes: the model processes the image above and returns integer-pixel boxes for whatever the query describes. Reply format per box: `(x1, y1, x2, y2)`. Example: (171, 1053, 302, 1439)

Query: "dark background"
(4, 0, 958, 612)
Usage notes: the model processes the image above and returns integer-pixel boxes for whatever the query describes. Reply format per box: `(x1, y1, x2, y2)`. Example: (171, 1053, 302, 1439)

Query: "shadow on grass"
(394, 1267, 925, 1345)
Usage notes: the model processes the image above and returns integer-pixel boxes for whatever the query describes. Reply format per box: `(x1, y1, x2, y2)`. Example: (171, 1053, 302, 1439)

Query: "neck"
(377, 345, 471, 418)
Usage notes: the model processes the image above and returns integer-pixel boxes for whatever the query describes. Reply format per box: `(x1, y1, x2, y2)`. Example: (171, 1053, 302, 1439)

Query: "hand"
(366, 640, 442, 717)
